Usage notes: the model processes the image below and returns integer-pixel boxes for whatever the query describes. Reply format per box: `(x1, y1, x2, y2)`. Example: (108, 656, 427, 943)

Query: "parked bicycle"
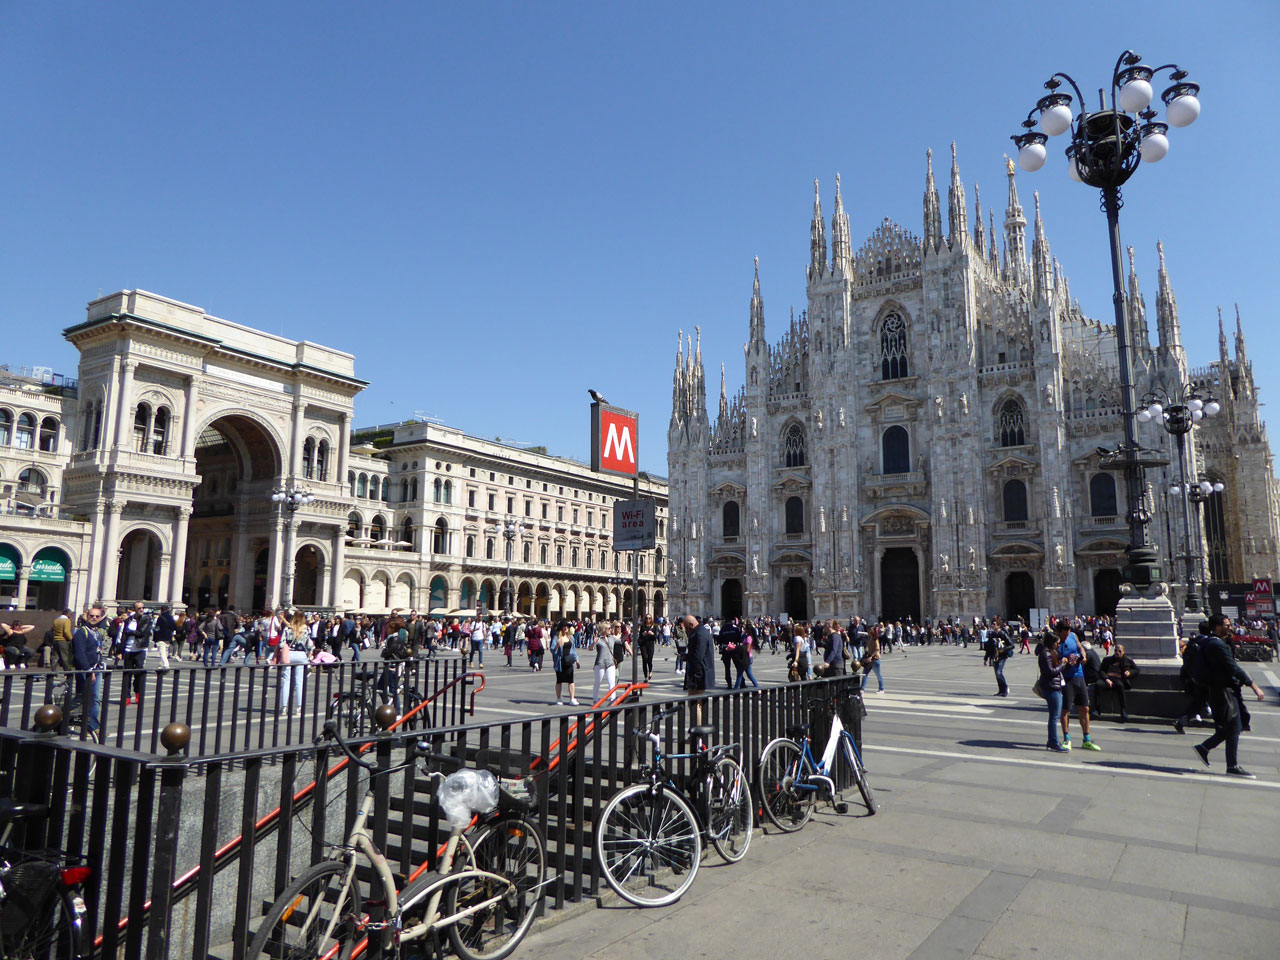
(327, 665, 427, 739)
(595, 707, 753, 907)
(758, 690, 876, 832)
(0, 796, 92, 959)
(246, 717, 546, 960)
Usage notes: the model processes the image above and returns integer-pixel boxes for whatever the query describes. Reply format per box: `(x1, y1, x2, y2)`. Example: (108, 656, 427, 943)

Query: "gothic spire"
(973, 184, 986, 256)
(923, 149, 943, 252)
(831, 173, 851, 269)
(1155, 240, 1183, 356)
(947, 141, 968, 249)
(718, 363, 728, 423)
(1235, 303, 1250, 368)
(749, 255, 766, 343)
(671, 329, 685, 422)
(1031, 191, 1052, 304)
(988, 208, 997, 263)
(808, 179, 827, 281)
(1126, 246, 1150, 350)
(1003, 156, 1027, 282)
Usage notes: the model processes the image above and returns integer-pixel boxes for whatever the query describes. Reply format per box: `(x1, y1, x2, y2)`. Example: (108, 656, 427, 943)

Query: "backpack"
(1180, 635, 1206, 689)
(383, 630, 409, 661)
(527, 632, 543, 654)
(612, 639, 625, 666)
(287, 627, 309, 653)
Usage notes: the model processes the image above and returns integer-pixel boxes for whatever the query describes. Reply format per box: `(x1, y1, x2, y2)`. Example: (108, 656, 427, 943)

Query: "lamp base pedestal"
(1094, 593, 1186, 723)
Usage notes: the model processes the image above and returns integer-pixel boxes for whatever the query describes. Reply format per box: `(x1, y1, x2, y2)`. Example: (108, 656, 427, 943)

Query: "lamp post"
(1012, 50, 1200, 594)
(271, 484, 315, 607)
(1138, 386, 1220, 613)
(488, 520, 525, 615)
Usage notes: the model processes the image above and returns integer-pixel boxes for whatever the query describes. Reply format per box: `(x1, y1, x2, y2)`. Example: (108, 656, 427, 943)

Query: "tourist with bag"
(278, 610, 312, 717)
(526, 621, 544, 672)
(551, 622, 580, 706)
(378, 617, 411, 715)
(1039, 630, 1069, 752)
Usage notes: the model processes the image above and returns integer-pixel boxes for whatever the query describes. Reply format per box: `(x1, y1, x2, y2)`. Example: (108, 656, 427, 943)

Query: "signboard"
(1213, 582, 1275, 620)
(1246, 592, 1257, 618)
(590, 403, 639, 478)
(613, 498, 656, 551)
(0, 557, 14, 582)
(30, 556, 66, 582)
(1029, 608, 1050, 632)
(1253, 577, 1274, 616)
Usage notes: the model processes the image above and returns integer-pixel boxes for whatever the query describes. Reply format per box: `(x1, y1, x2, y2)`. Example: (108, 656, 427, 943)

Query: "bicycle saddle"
(354, 666, 376, 681)
(0, 798, 48, 824)
(688, 724, 716, 742)
(786, 724, 808, 740)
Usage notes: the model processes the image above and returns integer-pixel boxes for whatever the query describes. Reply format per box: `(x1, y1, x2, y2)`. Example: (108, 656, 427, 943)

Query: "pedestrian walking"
(1192, 614, 1265, 777)
(638, 615, 658, 683)
(682, 615, 716, 724)
(592, 623, 618, 702)
(860, 625, 884, 693)
(552, 622, 581, 705)
(989, 621, 1011, 697)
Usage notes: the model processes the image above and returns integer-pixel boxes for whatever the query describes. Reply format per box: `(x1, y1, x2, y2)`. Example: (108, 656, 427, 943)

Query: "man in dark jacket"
(72, 606, 110, 733)
(682, 615, 716, 723)
(716, 618, 740, 688)
(1193, 614, 1265, 777)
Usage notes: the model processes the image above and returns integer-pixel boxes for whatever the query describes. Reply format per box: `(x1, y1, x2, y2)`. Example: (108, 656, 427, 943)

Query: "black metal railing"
(0, 674, 864, 960)
(0, 657, 478, 757)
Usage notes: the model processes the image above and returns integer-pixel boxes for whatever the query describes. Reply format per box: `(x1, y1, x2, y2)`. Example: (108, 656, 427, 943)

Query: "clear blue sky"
(2, 1, 1276, 473)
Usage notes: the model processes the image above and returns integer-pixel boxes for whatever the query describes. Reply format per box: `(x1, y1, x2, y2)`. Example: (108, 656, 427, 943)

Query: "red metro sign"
(591, 403, 638, 477)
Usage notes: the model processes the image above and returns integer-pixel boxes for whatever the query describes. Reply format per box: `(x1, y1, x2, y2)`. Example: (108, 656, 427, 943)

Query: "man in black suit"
(681, 615, 716, 724)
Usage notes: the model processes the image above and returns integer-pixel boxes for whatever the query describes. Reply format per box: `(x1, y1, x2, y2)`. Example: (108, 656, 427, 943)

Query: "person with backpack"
(526, 621, 545, 672)
(551, 621, 580, 706)
(1175, 623, 1211, 734)
(1191, 614, 1265, 778)
(988, 621, 1012, 697)
(378, 617, 411, 716)
(278, 609, 312, 717)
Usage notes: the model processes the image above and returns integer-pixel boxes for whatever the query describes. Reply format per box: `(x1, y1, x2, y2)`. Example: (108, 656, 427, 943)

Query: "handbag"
(1031, 679, 1046, 700)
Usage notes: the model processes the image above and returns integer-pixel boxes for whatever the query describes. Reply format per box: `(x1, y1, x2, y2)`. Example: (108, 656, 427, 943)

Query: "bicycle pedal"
(834, 802, 850, 815)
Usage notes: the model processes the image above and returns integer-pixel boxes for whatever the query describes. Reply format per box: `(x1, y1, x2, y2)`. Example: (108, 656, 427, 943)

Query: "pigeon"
(588, 388, 609, 404)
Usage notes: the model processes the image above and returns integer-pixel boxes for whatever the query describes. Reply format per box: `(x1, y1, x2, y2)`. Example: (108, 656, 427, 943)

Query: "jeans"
(1046, 688, 1064, 747)
(993, 657, 1008, 695)
(733, 661, 760, 689)
(378, 663, 402, 714)
(860, 660, 883, 691)
(76, 671, 103, 733)
(202, 641, 219, 668)
(278, 650, 308, 712)
(220, 637, 248, 665)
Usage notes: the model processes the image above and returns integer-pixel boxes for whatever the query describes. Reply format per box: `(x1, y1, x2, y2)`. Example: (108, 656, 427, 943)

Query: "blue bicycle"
(758, 693, 876, 831)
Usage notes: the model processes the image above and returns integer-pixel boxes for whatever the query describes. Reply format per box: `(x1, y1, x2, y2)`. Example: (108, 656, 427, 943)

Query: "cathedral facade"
(666, 148, 1280, 625)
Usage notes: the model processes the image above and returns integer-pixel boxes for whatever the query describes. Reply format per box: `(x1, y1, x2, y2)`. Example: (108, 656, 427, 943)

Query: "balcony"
(1080, 514, 1124, 532)
(863, 470, 927, 498)
(994, 520, 1035, 536)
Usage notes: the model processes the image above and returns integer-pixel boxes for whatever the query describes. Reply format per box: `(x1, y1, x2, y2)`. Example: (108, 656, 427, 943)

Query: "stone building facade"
(0, 289, 666, 616)
(666, 149, 1280, 624)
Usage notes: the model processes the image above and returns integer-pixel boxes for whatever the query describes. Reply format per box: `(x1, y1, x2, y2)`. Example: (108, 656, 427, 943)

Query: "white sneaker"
(569, 699, 580, 706)
(555, 699, 564, 705)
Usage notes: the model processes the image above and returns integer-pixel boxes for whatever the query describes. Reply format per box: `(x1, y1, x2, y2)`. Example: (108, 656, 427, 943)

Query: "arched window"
(370, 514, 387, 543)
(1204, 485, 1229, 581)
(380, 477, 390, 502)
(80, 406, 93, 450)
(357, 473, 368, 498)
(132, 404, 151, 453)
(614, 553, 620, 572)
(13, 413, 35, 451)
(486, 538, 496, 560)
(433, 518, 449, 554)
(466, 535, 475, 558)
(91, 402, 102, 449)
(303, 437, 316, 479)
(723, 501, 740, 538)
(38, 417, 58, 453)
(785, 496, 804, 534)
(655, 547, 664, 570)
(571, 547, 579, 567)
(586, 548, 593, 569)
(783, 423, 806, 468)
(882, 425, 910, 474)
(1002, 479, 1029, 522)
(18, 467, 47, 495)
(1089, 473, 1118, 518)
(409, 477, 418, 501)
(400, 517, 414, 548)
(523, 542, 532, 563)
(556, 545, 565, 566)
(316, 440, 329, 481)
(0, 409, 11, 445)
(540, 544, 549, 565)
(997, 398, 1027, 447)
(880, 312, 909, 380)
(433, 478, 442, 502)
(442, 480, 452, 505)
(151, 408, 168, 455)
(346, 512, 362, 539)
(401, 479, 409, 502)
(348, 471, 356, 497)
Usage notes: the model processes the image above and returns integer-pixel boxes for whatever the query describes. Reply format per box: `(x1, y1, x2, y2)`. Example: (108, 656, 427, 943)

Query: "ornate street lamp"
(1139, 386, 1220, 612)
(1012, 50, 1200, 594)
(271, 485, 315, 607)
(487, 520, 525, 615)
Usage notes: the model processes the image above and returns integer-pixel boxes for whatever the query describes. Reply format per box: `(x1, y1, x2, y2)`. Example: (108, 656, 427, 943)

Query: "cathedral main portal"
(880, 548, 921, 623)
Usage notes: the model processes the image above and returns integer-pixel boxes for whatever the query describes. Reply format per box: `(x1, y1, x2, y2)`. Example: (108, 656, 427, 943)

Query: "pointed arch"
(996, 395, 1027, 447)
(782, 420, 806, 468)
(875, 302, 912, 381)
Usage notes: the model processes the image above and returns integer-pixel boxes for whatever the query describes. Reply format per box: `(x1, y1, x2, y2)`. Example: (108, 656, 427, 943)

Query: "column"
(316, 558, 329, 607)
(158, 555, 172, 604)
(282, 515, 300, 607)
(330, 528, 347, 611)
(113, 359, 138, 453)
(170, 507, 192, 607)
(181, 376, 200, 460)
(265, 511, 286, 610)
(16, 567, 30, 611)
(102, 356, 123, 451)
(288, 393, 305, 479)
(99, 501, 124, 608)
(84, 499, 107, 603)
(336, 413, 351, 490)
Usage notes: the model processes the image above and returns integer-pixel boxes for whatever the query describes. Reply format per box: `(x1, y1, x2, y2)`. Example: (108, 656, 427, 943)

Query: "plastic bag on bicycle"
(439, 769, 498, 830)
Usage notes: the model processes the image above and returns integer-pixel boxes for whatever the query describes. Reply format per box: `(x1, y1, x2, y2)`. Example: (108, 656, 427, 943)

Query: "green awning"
(29, 548, 67, 583)
(0, 544, 19, 582)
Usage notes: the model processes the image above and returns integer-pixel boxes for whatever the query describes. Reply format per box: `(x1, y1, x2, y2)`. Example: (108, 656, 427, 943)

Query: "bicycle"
(595, 707, 753, 908)
(246, 719, 546, 960)
(327, 664, 427, 739)
(758, 691, 876, 833)
(0, 796, 92, 959)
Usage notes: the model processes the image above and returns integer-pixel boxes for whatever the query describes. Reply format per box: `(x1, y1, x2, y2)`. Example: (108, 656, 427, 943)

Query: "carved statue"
(751, 554, 760, 574)
(967, 506, 974, 525)
(940, 498, 948, 520)
(1052, 486, 1061, 519)
(750, 416, 758, 438)
(934, 396, 944, 420)
(838, 407, 846, 427)
(816, 409, 824, 430)
(1044, 381, 1054, 407)
(916, 453, 925, 472)
(960, 393, 969, 417)
(1054, 543, 1064, 571)
(1039, 318, 1050, 343)
(967, 546, 976, 571)
(688, 556, 698, 575)
(940, 553, 950, 573)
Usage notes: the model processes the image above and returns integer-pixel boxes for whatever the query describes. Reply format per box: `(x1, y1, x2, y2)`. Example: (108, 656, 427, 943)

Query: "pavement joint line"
(1067, 828, 1280, 870)
(1035, 793, 1092, 832)
(865, 743, 1280, 790)
(1034, 867, 1280, 922)
(1265, 669, 1280, 693)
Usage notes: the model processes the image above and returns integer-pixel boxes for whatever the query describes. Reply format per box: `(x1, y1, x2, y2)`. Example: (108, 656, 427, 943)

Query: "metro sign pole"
(590, 400, 645, 693)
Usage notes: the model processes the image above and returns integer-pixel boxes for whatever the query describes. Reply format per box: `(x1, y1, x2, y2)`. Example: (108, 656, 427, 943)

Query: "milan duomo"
(665, 146, 1280, 625)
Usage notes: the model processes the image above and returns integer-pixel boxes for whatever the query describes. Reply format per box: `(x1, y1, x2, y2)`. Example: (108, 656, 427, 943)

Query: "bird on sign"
(588, 388, 609, 404)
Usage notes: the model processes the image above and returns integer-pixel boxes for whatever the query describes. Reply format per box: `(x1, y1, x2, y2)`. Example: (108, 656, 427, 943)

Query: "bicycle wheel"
(843, 735, 877, 815)
(758, 739, 814, 833)
(64, 717, 98, 779)
(706, 756, 753, 863)
(444, 814, 547, 960)
(327, 693, 369, 740)
(596, 782, 702, 907)
(400, 687, 430, 731)
(2, 881, 80, 959)
(245, 860, 362, 960)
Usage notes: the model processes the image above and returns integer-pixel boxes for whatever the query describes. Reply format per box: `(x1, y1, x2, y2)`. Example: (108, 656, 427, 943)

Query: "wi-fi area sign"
(591, 402, 638, 477)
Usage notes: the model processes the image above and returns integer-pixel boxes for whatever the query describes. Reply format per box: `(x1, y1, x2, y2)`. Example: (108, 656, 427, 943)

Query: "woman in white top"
(593, 622, 622, 701)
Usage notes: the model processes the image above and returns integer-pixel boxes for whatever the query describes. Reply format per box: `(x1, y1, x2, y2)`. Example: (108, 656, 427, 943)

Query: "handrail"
(97, 668, 486, 947)
(530, 681, 647, 776)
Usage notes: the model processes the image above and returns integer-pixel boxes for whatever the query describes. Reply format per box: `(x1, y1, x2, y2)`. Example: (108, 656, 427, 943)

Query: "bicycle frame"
(782, 714, 862, 802)
(638, 730, 741, 837)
